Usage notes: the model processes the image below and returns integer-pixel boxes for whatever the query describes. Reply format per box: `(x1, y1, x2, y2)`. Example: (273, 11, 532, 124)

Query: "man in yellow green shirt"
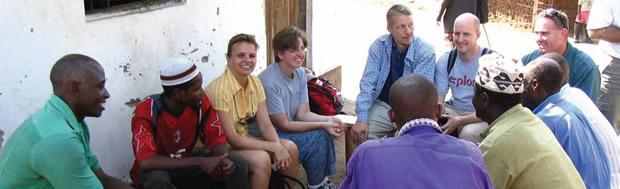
(473, 53, 585, 189)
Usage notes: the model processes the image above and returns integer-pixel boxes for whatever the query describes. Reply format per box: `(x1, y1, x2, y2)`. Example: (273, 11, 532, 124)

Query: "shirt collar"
(490, 104, 525, 127)
(396, 118, 442, 136)
(49, 95, 82, 127)
(272, 62, 295, 81)
(223, 68, 243, 94)
(532, 85, 568, 114)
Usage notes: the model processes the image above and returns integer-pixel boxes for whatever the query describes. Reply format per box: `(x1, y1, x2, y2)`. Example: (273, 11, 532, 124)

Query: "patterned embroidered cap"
(160, 57, 200, 86)
(475, 53, 525, 94)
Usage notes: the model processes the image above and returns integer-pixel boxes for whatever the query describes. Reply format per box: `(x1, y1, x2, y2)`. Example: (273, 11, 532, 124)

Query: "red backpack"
(308, 77, 344, 115)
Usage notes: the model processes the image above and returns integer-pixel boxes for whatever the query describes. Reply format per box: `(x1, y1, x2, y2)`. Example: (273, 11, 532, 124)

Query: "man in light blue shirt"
(434, 13, 489, 144)
(351, 4, 436, 144)
(521, 55, 611, 189)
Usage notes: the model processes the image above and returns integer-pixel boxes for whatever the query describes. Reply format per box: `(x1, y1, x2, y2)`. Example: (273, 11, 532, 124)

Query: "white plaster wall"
(311, 1, 449, 100)
(311, 0, 387, 99)
(0, 0, 267, 180)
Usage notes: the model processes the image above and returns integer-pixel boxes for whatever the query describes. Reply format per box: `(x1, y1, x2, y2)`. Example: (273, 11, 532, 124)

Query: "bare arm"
(440, 112, 484, 134)
(255, 102, 281, 143)
(94, 169, 134, 189)
(269, 106, 328, 133)
(438, 95, 446, 105)
(217, 110, 284, 153)
(590, 25, 620, 42)
(270, 103, 344, 137)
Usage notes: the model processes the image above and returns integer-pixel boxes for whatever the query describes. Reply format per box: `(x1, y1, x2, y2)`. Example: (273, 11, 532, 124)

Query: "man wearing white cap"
(129, 57, 249, 189)
(473, 53, 585, 188)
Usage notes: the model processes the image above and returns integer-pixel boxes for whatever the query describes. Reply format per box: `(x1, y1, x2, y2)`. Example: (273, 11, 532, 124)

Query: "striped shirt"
(565, 85, 620, 188)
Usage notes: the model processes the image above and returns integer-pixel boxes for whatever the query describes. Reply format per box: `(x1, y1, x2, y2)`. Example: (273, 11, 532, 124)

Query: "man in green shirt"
(0, 54, 133, 189)
(473, 53, 585, 189)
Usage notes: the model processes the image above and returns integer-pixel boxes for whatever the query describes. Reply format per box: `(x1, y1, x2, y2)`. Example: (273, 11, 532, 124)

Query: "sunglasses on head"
(544, 8, 567, 29)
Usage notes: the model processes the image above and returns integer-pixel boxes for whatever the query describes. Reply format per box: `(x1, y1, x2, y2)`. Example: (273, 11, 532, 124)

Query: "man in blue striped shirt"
(521, 55, 612, 189)
(351, 4, 436, 144)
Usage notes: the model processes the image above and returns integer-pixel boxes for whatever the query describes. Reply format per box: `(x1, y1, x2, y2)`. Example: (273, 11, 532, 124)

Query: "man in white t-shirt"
(588, 0, 620, 134)
(434, 13, 489, 144)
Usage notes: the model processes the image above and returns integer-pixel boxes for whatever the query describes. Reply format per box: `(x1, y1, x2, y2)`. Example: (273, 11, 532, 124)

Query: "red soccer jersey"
(129, 94, 226, 184)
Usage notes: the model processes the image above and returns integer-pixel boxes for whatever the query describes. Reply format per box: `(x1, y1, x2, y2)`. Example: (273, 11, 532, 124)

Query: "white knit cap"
(475, 53, 525, 94)
(160, 57, 200, 86)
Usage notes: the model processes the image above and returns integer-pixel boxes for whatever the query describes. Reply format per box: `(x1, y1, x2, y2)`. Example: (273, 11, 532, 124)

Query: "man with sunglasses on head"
(129, 57, 249, 189)
(522, 8, 601, 101)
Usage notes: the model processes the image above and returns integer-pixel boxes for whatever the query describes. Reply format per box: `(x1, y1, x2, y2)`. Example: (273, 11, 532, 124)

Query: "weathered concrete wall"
(0, 0, 267, 180)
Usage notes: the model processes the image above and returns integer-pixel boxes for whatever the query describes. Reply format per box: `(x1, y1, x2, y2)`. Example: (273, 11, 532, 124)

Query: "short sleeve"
(253, 76, 267, 103)
(206, 80, 231, 113)
(131, 102, 159, 161)
(200, 95, 227, 149)
(435, 52, 450, 96)
(131, 118, 158, 161)
(298, 69, 309, 104)
(31, 134, 103, 189)
(587, 0, 613, 29)
(263, 83, 286, 115)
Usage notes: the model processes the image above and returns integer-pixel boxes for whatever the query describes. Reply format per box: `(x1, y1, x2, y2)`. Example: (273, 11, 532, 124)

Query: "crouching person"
(340, 75, 493, 189)
(130, 57, 249, 189)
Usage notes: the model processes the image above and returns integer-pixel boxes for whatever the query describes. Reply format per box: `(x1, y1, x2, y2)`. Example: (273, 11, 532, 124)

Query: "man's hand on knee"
(352, 123, 369, 144)
(199, 153, 228, 179)
(219, 158, 236, 176)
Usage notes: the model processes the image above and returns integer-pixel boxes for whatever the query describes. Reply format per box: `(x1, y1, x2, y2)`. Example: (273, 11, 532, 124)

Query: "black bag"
(269, 169, 306, 189)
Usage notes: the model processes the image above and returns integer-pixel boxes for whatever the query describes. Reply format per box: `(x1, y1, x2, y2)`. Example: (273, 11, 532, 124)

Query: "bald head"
(50, 54, 103, 95)
(389, 75, 439, 127)
(525, 57, 565, 94)
(539, 52, 569, 84)
(454, 13, 481, 33)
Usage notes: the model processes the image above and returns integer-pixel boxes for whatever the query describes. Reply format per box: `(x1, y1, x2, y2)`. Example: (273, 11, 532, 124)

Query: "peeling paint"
(118, 62, 132, 76)
(124, 98, 142, 107)
(201, 55, 209, 64)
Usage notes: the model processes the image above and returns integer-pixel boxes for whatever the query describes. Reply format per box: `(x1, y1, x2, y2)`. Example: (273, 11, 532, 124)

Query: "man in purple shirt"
(340, 75, 493, 189)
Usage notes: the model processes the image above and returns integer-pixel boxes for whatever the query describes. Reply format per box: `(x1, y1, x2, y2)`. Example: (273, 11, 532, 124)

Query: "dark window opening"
(84, 0, 183, 15)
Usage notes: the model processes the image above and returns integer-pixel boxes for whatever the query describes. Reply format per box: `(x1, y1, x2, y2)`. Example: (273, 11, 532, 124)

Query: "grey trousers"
(367, 100, 397, 140)
(597, 56, 620, 135)
(140, 154, 249, 189)
(443, 103, 489, 144)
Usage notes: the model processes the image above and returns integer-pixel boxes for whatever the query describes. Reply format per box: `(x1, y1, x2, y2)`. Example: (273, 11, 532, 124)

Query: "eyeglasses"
(286, 47, 307, 55)
(233, 94, 256, 125)
(543, 8, 567, 29)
